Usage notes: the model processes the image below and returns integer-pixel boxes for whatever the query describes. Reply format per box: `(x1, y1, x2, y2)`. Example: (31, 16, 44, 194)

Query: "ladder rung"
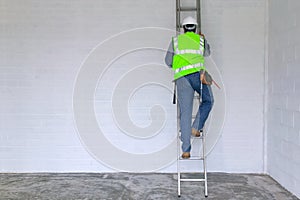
(177, 115, 198, 118)
(177, 7, 197, 12)
(180, 178, 206, 182)
(179, 156, 204, 160)
(178, 134, 204, 138)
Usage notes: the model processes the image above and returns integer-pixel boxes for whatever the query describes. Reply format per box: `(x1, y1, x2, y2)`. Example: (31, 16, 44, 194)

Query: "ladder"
(175, 0, 208, 198)
(176, 0, 201, 34)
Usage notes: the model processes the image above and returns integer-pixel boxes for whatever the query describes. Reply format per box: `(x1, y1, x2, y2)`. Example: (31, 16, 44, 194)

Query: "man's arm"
(165, 41, 174, 68)
(203, 38, 211, 57)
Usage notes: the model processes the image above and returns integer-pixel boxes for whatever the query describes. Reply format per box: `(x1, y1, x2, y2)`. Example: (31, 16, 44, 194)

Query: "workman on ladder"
(165, 16, 214, 159)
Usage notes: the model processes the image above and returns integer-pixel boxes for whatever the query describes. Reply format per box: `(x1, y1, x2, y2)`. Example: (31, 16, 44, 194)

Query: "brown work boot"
(181, 152, 190, 159)
(192, 128, 201, 137)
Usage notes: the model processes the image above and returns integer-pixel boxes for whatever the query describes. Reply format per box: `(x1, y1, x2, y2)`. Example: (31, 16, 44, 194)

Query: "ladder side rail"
(176, 1, 181, 197)
(176, 0, 181, 34)
(196, 0, 201, 33)
(203, 131, 208, 197)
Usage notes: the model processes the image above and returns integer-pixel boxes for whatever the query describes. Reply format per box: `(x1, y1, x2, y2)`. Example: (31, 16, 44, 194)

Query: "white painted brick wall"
(202, 0, 266, 173)
(267, 0, 300, 198)
(0, 0, 266, 173)
(0, 0, 174, 172)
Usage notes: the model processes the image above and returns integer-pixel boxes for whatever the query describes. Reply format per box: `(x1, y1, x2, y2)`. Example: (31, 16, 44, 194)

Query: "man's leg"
(198, 84, 214, 130)
(192, 111, 201, 136)
(176, 77, 194, 153)
(189, 73, 203, 133)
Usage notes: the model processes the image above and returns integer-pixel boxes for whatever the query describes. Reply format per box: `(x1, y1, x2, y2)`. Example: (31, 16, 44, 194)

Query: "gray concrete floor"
(0, 173, 298, 200)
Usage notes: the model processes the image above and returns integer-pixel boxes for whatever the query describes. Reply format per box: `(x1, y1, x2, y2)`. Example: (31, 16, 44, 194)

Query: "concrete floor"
(0, 173, 298, 200)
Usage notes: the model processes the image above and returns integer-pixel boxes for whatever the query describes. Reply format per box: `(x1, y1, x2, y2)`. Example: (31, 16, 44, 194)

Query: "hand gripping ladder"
(175, 0, 208, 198)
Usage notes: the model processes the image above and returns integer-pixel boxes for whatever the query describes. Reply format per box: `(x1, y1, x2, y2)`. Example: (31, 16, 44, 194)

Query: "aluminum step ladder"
(175, 0, 208, 198)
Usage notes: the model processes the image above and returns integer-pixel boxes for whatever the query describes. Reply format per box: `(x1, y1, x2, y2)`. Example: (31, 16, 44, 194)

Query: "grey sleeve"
(164, 41, 174, 68)
(203, 38, 211, 57)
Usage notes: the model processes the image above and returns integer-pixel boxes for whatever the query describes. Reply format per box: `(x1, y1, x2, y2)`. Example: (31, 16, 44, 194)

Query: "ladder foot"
(178, 195, 181, 198)
(205, 195, 208, 198)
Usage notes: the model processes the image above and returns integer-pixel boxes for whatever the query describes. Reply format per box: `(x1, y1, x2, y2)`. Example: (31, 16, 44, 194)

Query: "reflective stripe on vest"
(173, 37, 204, 55)
(175, 49, 203, 55)
(174, 63, 204, 73)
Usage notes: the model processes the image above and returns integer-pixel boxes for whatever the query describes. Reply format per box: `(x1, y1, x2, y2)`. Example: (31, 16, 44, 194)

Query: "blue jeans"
(176, 72, 214, 152)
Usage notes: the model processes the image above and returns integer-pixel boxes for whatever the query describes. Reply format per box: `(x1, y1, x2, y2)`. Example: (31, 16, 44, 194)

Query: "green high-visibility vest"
(172, 32, 205, 80)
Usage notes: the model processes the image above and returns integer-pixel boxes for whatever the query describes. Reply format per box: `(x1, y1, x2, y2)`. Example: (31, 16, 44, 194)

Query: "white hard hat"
(182, 16, 198, 26)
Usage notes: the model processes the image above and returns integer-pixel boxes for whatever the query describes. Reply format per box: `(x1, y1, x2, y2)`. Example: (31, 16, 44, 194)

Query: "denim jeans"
(176, 72, 214, 152)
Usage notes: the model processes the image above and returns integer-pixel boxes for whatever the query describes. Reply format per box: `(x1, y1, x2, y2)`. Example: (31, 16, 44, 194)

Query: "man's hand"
(200, 72, 205, 82)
